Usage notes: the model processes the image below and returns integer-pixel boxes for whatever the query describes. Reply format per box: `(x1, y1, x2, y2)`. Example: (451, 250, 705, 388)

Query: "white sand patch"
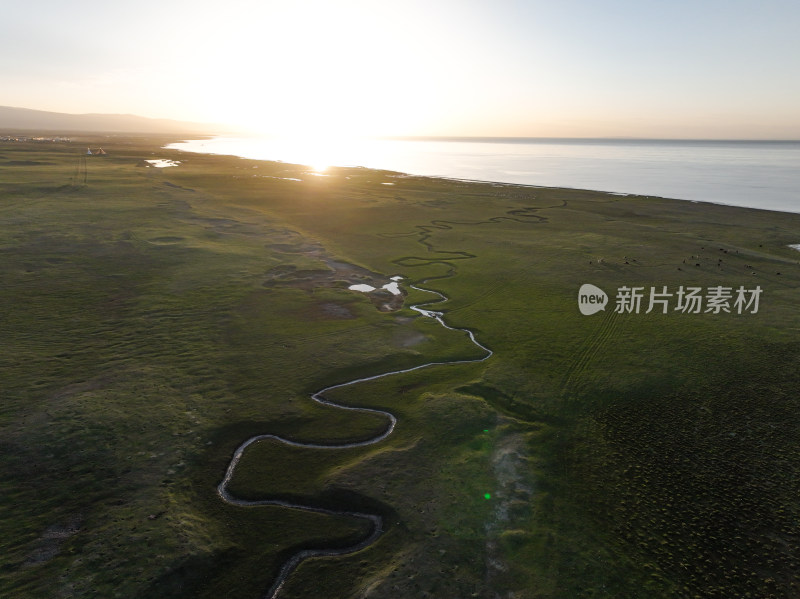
(349, 279, 403, 295)
(145, 159, 180, 168)
(382, 282, 401, 295)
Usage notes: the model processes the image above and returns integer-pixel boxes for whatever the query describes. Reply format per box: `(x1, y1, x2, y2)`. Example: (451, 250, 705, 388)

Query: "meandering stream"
(217, 282, 493, 598)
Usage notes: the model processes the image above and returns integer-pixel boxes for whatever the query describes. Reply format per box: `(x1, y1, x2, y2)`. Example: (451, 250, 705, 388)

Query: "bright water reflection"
(166, 137, 800, 213)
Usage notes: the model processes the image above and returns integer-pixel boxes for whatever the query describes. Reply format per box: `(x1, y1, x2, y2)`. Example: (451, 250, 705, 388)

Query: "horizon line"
(373, 135, 800, 143)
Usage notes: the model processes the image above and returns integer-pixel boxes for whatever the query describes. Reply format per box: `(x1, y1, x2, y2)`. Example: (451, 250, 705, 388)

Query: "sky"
(2, 0, 800, 139)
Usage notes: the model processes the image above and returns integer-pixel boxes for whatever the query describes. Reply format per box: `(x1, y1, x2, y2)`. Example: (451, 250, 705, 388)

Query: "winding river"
(217, 282, 493, 598)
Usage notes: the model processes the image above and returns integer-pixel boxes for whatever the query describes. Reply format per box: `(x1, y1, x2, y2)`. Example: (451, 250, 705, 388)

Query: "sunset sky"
(3, 0, 800, 139)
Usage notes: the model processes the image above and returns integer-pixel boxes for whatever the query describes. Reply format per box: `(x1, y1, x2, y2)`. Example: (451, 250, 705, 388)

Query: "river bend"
(217, 282, 492, 598)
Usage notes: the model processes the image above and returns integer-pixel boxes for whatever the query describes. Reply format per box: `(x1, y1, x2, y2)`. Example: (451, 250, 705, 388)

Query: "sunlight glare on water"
(166, 137, 800, 213)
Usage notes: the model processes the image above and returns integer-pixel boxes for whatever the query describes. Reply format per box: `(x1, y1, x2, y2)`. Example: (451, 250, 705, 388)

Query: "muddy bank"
(264, 235, 406, 311)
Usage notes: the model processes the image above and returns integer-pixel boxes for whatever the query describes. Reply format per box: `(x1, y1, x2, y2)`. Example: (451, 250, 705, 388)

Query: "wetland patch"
(264, 242, 406, 311)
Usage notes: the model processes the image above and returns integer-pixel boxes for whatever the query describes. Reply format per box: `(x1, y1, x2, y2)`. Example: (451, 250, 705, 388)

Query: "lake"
(166, 137, 800, 214)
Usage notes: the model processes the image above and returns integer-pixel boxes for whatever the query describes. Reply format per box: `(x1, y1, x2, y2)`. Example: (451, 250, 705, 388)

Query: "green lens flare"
(484, 493, 491, 500)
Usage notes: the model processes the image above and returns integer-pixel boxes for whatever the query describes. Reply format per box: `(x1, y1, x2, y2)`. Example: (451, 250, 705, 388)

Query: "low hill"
(0, 106, 221, 134)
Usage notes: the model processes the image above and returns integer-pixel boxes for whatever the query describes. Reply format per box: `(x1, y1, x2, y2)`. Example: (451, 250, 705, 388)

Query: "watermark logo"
(578, 283, 608, 315)
(579, 284, 762, 315)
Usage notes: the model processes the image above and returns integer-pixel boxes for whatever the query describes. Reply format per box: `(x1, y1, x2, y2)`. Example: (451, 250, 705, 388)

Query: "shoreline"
(165, 140, 800, 218)
(165, 136, 800, 216)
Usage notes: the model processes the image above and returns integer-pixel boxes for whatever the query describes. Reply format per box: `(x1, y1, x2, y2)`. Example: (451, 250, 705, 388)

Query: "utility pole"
(73, 152, 88, 184)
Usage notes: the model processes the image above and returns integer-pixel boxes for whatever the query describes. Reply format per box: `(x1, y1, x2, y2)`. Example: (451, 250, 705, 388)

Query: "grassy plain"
(2, 135, 800, 598)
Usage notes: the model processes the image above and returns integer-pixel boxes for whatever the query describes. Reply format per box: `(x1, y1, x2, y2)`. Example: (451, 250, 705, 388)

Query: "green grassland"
(2, 136, 800, 598)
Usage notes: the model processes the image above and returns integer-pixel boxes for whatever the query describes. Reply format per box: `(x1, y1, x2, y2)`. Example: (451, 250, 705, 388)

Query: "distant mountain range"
(0, 106, 222, 134)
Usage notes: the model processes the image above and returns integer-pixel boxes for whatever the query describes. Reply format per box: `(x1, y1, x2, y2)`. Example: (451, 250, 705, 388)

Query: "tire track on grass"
(559, 309, 622, 398)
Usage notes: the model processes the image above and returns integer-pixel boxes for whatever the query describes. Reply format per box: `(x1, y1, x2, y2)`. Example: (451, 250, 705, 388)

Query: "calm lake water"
(166, 137, 800, 214)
